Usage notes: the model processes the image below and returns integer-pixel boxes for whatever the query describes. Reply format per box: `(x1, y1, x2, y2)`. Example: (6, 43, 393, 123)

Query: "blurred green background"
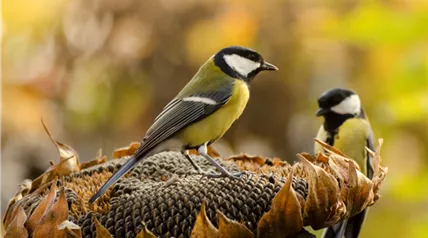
(2, 0, 428, 237)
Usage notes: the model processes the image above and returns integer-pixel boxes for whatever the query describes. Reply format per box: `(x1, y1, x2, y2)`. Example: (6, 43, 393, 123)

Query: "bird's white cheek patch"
(331, 94, 361, 115)
(182, 96, 217, 105)
(224, 54, 260, 77)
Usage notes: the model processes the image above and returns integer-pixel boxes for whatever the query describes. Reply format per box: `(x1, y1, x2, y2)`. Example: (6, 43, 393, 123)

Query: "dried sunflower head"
(3, 138, 387, 238)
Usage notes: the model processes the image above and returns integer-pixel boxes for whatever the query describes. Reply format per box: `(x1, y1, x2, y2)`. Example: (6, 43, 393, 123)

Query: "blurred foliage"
(1, 0, 427, 237)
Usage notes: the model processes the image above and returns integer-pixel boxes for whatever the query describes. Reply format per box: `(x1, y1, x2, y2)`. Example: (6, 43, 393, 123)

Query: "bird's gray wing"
(88, 86, 233, 204)
(366, 129, 375, 179)
(134, 86, 233, 158)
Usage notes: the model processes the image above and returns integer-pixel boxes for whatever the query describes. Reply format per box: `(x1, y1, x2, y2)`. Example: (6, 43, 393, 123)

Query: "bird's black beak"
(316, 108, 330, 117)
(261, 61, 278, 71)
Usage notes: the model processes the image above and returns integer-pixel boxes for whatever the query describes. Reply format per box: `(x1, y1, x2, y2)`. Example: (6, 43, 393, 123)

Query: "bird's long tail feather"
(323, 209, 368, 238)
(88, 156, 138, 204)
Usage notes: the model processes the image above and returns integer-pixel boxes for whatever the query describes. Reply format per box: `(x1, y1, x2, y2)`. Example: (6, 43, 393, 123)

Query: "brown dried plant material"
(6, 179, 32, 213)
(3, 180, 54, 228)
(297, 154, 346, 229)
(217, 211, 255, 238)
(80, 149, 107, 170)
(31, 122, 80, 191)
(343, 161, 373, 217)
(4, 205, 28, 238)
(191, 202, 255, 238)
(136, 222, 157, 238)
(298, 152, 317, 163)
(226, 154, 291, 177)
(191, 201, 218, 238)
(257, 170, 302, 238)
(42, 120, 80, 174)
(2, 139, 388, 238)
(33, 189, 69, 237)
(314, 138, 346, 157)
(368, 139, 388, 203)
(58, 220, 82, 238)
(93, 216, 113, 238)
(226, 154, 268, 171)
(112, 141, 141, 159)
(26, 178, 58, 233)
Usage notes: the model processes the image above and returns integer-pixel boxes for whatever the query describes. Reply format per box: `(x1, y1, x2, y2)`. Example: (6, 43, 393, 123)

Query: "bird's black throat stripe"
(322, 109, 367, 145)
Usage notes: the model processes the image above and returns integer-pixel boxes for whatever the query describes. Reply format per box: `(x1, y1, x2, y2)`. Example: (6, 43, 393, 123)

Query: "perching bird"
(314, 88, 375, 238)
(89, 46, 278, 204)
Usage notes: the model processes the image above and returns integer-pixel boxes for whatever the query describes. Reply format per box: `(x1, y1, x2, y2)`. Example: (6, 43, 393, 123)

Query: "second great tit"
(314, 88, 375, 238)
(89, 46, 278, 204)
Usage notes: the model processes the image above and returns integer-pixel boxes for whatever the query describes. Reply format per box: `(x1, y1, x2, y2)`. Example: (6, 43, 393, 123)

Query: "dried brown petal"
(298, 154, 345, 229)
(33, 189, 69, 237)
(298, 152, 316, 163)
(257, 170, 302, 238)
(112, 141, 140, 159)
(6, 179, 32, 213)
(42, 120, 80, 175)
(191, 201, 218, 238)
(370, 139, 388, 203)
(314, 138, 347, 157)
(93, 216, 113, 238)
(80, 149, 107, 170)
(344, 161, 373, 216)
(26, 178, 58, 233)
(58, 220, 82, 238)
(4, 205, 28, 238)
(217, 210, 255, 238)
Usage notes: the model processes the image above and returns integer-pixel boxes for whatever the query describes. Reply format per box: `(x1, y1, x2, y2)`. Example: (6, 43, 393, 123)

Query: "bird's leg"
(181, 150, 204, 172)
(197, 144, 243, 179)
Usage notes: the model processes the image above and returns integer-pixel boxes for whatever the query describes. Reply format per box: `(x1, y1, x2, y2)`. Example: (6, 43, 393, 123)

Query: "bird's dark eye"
(248, 54, 257, 61)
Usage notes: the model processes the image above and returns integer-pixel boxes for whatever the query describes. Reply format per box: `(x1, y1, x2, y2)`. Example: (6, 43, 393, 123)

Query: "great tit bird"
(89, 46, 278, 204)
(314, 88, 375, 238)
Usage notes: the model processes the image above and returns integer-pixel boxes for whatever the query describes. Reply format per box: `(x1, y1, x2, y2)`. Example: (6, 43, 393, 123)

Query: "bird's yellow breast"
(315, 118, 370, 171)
(177, 80, 250, 147)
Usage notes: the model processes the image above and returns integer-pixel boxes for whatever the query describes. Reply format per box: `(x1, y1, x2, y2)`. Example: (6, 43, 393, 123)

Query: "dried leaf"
(58, 220, 82, 238)
(191, 201, 218, 238)
(42, 119, 80, 175)
(370, 140, 388, 202)
(4, 180, 54, 227)
(217, 210, 254, 238)
(1, 222, 5, 237)
(93, 216, 113, 238)
(6, 179, 32, 212)
(343, 161, 373, 216)
(26, 178, 58, 234)
(4, 205, 28, 238)
(371, 138, 384, 177)
(226, 154, 266, 165)
(33, 189, 69, 238)
(257, 169, 302, 238)
(136, 222, 156, 238)
(298, 152, 316, 163)
(31, 171, 53, 192)
(63, 227, 83, 238)
(80, 149, 107, 170)
(298, 154, 345, 229)
(112, 142, 141, 159)
(314, 138, 347, 157)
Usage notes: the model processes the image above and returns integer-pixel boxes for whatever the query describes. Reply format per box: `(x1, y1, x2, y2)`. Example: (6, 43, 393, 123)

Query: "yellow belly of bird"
(315, 118, 370, 172)
(177, 80, 250, 148)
